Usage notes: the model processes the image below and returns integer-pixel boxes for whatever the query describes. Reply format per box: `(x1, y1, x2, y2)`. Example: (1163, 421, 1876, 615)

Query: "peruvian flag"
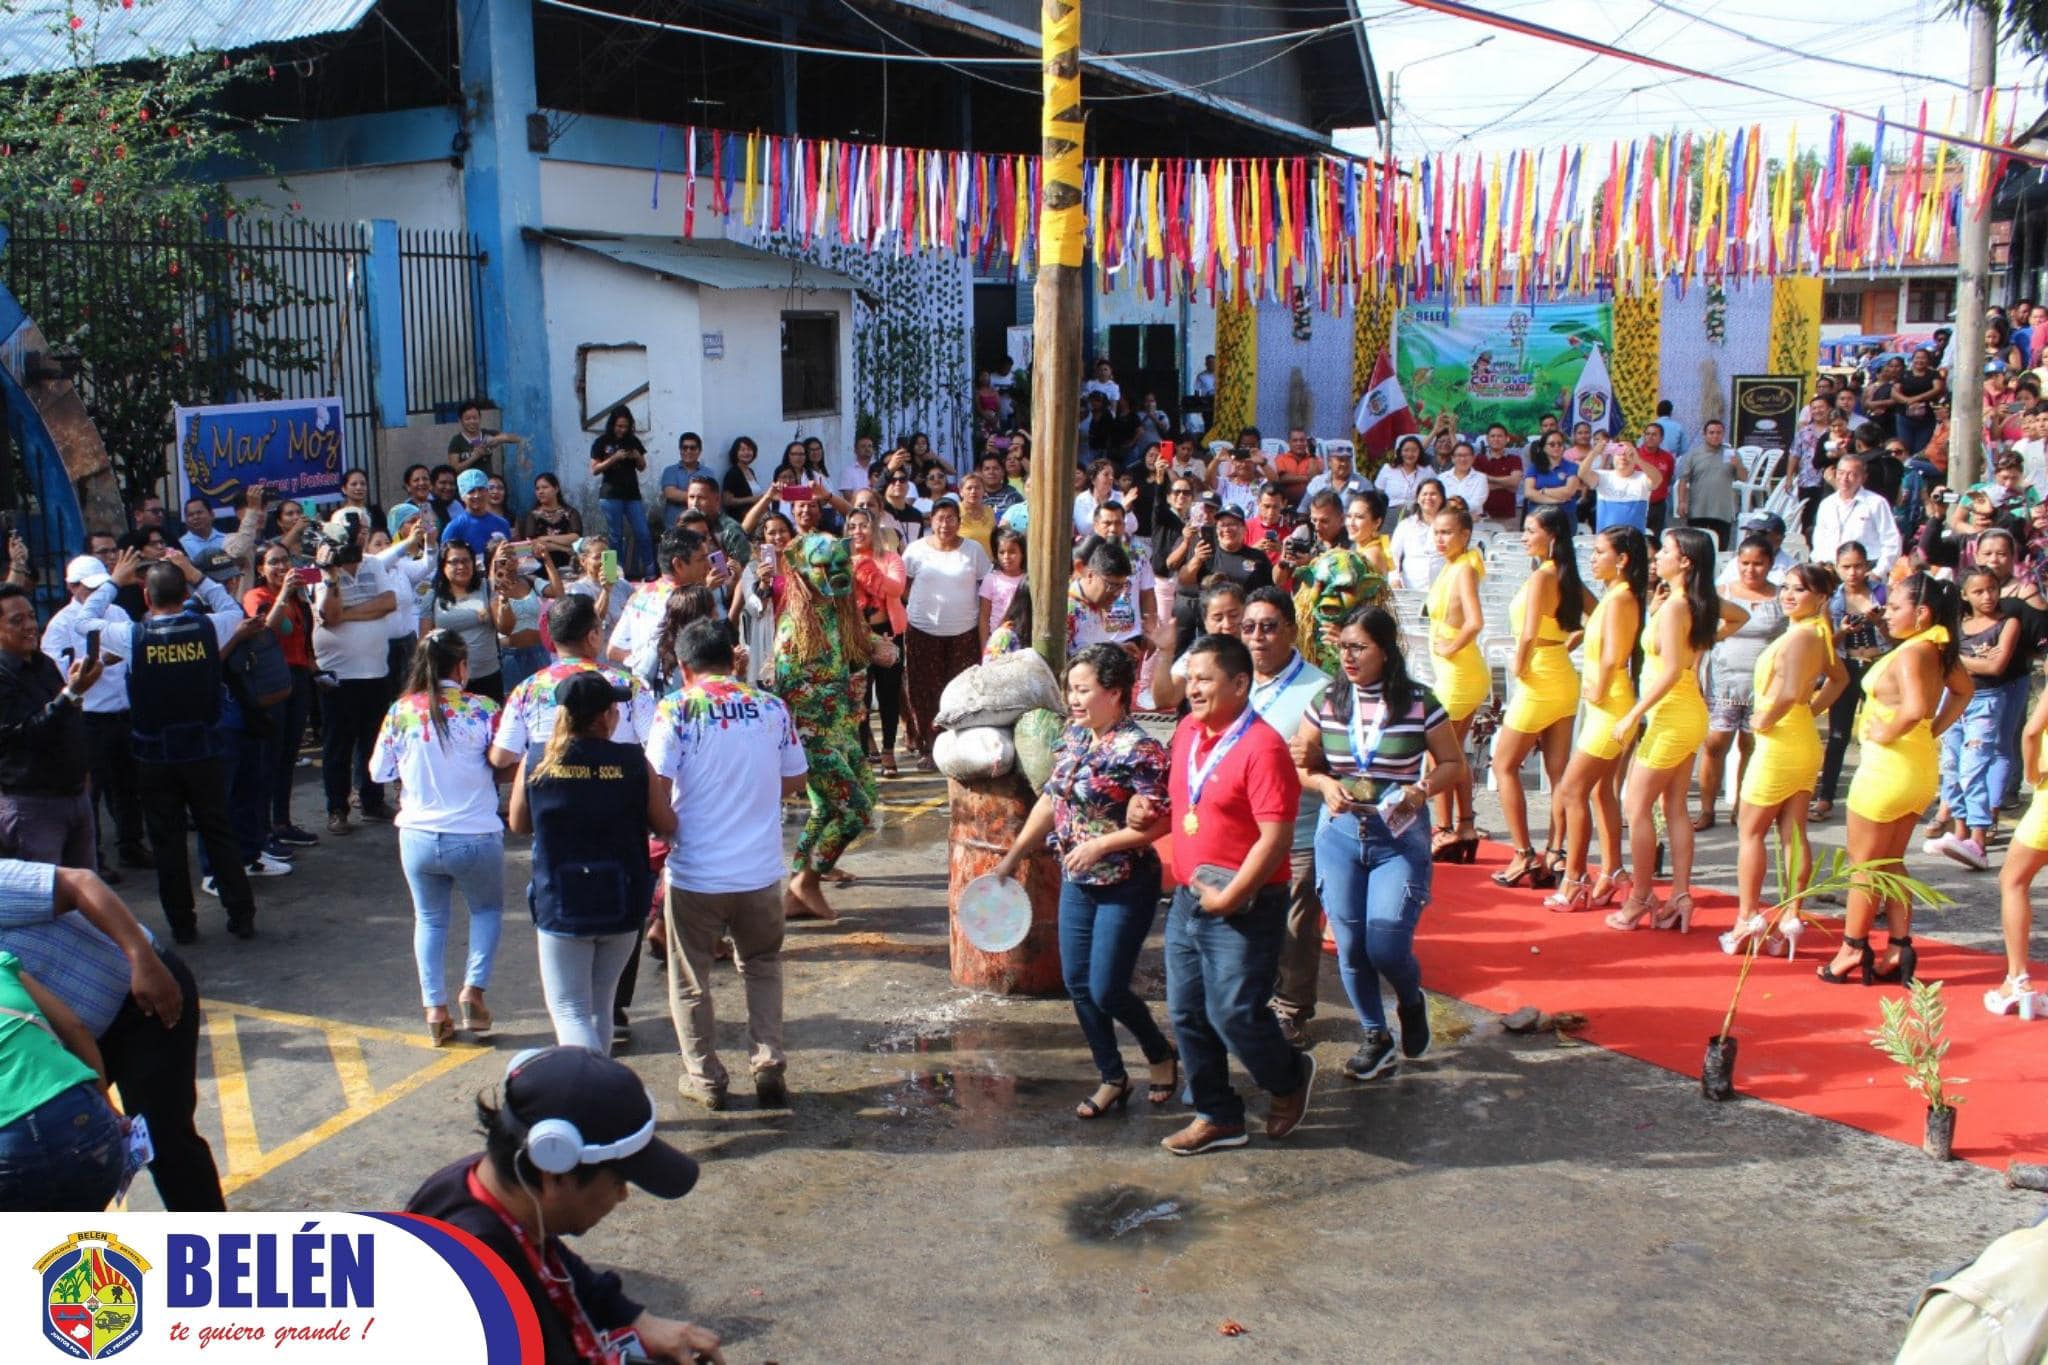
(1353, 347, 1417, 455)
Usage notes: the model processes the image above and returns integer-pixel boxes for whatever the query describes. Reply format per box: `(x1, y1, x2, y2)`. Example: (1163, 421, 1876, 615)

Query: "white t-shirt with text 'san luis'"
(647, 677, 809, 894)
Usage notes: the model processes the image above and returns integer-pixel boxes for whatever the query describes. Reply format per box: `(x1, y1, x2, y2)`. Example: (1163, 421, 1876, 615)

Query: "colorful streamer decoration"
(676, 101, 2017, 310)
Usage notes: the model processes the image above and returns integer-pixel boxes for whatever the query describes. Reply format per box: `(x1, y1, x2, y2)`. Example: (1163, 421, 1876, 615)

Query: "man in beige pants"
(646, 618, 809, 1111)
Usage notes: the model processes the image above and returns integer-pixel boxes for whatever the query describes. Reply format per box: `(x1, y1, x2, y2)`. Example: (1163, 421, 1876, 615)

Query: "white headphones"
(505, 1049, 656, 1175)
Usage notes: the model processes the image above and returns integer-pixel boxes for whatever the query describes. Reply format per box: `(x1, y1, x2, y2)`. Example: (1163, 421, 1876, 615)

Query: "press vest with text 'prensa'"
(126, 609, 223, 765)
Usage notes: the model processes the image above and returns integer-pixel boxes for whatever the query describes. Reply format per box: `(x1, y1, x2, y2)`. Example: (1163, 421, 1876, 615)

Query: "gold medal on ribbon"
(1183, 808, 1200, 836)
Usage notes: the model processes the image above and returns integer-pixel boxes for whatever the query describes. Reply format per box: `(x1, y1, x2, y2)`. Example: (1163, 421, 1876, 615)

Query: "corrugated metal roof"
(0, 0, 378, 79)
(536, 231, 864, 296)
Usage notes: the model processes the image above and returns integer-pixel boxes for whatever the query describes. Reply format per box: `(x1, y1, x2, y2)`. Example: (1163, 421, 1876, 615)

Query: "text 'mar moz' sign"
(174, 397, 345, 509)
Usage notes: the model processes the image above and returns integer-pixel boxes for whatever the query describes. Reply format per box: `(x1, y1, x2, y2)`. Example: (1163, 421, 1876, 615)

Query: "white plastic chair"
(1733, 447, 1784, 519)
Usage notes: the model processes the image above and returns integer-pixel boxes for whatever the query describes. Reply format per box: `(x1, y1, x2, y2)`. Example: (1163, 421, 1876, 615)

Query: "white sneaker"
(1935, 834, 1990, 871)
(246, 854, 294, 877)
(200, 876, 218, 897)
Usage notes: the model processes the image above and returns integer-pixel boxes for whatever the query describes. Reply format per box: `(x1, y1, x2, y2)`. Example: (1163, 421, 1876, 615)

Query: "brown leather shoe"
(1265, 1052, 1318, 1140)
(1160, 1117, 1248, 1156)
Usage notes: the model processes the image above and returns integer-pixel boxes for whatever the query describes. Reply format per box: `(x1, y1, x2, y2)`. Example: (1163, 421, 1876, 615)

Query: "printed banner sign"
(2, 1212, 537, 1361)
(173, 398, 345, 510)
(1395, 301, 1612, 438)
(1730, 375, 1806, 454)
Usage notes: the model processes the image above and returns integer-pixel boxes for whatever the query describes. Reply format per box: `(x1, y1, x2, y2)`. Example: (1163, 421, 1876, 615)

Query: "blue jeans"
(501, 644, 550, 697)
(1940, 680, 2016, 831)
(1315, 809, 1432, 1031)
(535, 928, 640, 1053)
(1164, 883, 1306, 1127)
(195, 722, 269, 876)
(0, 1080, 125, 1211)
(1058, 862, 1173, 1084)
(263, 666, 313, 828)
(398, 829, 506, 1008)
(600, 498, 652, 579)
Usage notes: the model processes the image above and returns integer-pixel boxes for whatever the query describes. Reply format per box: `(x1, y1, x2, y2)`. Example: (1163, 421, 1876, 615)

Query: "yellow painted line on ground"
(219, 1046, 488, 1198)
(876, 795, 948, 818)
(325, 1028, 377, 1112)
(201, 1010, 263, 1176)
(195, 998, 493, 1198)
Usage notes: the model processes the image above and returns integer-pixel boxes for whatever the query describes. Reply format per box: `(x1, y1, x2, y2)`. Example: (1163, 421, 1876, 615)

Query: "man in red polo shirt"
(1146, 633, 1316, 1154)
(1476, 423, 1525, 524)
(1636, 422, 1676, 535)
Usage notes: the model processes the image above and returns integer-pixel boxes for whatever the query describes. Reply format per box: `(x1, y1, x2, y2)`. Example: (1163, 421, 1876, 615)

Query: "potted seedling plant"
(1704, 834, 1949, 1102)
(1870, 978, 1965, 1160)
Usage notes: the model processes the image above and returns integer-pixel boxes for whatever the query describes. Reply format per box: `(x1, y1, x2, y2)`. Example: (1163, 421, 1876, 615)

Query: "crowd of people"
(5, 343, 2048, 1353)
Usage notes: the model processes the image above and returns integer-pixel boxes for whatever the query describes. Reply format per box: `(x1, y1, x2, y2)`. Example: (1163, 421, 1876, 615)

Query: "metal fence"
(1, 208, 486, 526)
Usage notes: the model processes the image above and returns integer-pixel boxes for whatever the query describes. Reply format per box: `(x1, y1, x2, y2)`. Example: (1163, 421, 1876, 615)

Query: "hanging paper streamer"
(667, 105, 2015, 310)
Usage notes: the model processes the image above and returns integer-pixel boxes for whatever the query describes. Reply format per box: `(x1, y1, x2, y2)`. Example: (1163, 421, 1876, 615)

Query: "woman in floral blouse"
(992, 644, 1179, 1119)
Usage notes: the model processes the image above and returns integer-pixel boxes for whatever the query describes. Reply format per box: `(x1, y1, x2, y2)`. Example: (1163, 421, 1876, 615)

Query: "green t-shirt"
(0, 950, 98, 1128)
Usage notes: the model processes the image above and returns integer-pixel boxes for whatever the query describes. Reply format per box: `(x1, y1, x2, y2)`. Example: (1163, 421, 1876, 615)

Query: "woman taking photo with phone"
(1549, 526, 1650, 912)
(732, 513, 796, 689)
(990, 644, 1178, 1119)
(489, 540, 563, 697)
(1424, 501, 1485, 863)
(509, 672, 676, 1053)
(244, 542, 319, 848)
(1609, 528, 1721, 932)
(1722, 562, 1847, 959)
(424, 540, 503, 700)
(1294, 606, 1467, 1079)
(369, 630, 504, 1045)
(588, 405, 649, 580)
(1490, 505, 1593, 889)
(1818, 574, 1970, 986)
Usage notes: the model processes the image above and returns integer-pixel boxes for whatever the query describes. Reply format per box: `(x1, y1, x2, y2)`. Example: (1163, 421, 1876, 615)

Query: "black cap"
(504, 1047, 699, 1198)
(554, 669, 631, 721)
(1213, 504, 1247, 523)
(190, 547, 242, 583)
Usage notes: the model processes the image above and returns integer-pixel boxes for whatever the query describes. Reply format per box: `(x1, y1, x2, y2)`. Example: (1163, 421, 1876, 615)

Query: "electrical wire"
(1640, 0, 1968, 90)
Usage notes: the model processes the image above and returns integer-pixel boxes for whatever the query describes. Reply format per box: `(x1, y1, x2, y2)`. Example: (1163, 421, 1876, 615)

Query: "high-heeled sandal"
(1544, 846, 1567, 879)
(1147, 1052, 1180, 1105)
(1605, 891, 1662, 931)
(1492, 847, 1549, 888)
(1075, 1077, 1134, 1120)
(1542, 875, 1590, 912)
(459, 994, 493, 1039)
(1587, 871, 1630, 909)
(1870, 936, 1917, 985)
(1817, 935, 1874, 985)
(1654, 891, 1696, 933)
(1718, 913, 1770, 956)
(1984, 974, 2045, 1020)
(1771, 911, 1806, 961)
(425, 1011, 454, 1047)
(1429, 825, 1456, 856)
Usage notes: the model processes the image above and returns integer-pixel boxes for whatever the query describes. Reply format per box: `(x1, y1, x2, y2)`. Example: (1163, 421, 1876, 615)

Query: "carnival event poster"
(0, 1213, 539, 1361)
(173, 397, 346, 511)
(1394, 301, 1613, 436)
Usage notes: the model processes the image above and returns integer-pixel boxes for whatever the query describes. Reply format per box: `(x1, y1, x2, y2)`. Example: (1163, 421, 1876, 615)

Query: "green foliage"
(0, 1, 319, 501)
(1942, 0, 2048, 59)
(1870, 979, 1964, 1112)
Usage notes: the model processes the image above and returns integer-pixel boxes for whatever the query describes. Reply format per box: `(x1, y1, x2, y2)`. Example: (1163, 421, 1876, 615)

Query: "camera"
(321, 510, 367, 566)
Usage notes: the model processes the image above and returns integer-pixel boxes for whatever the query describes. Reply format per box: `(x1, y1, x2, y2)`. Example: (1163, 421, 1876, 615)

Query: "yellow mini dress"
(1635, 595, 1708, 771)
(1503, 567, 1580, 734)
(1740, 614, 1832, 806)
(1847, 628, 1945, 824)
(1427, 548, 1489, 721)
(1575, 587, 1638, 760)
(2015, 728, 2048, 852)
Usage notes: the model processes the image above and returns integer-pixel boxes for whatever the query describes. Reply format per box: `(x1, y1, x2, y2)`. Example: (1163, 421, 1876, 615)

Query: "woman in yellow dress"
(1609, 528, 1720, 932)
(1818, 573, 1970, 986)
(1344, 490, 1394, 581)
(1548, 526, 1649, 913)
(1723, 562, 1849, 958)
(1425, 502, 1486, 863)
(1491, 505, 1594, 889)
(1991, 684, 2048, 1018)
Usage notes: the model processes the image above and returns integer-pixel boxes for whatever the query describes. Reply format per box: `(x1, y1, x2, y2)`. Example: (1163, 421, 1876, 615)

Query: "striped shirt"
(1312, 682, 1447, 801)
(0, 857, 146, 1036)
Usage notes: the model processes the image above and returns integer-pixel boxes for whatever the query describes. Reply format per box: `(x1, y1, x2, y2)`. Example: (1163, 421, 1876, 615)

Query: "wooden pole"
(1947, 2, 1996, 492)
(1027, 0, 1083, 674)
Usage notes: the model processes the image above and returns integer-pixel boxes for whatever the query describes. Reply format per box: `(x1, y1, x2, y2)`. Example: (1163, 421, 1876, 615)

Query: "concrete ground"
(114, 760, 2045, 1363)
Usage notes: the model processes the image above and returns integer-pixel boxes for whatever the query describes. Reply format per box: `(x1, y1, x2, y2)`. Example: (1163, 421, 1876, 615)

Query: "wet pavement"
(120, 767, 2043, 1362)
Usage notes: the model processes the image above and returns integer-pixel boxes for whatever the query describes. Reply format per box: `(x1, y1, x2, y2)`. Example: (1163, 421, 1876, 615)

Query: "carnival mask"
(795, 532, 854, 599)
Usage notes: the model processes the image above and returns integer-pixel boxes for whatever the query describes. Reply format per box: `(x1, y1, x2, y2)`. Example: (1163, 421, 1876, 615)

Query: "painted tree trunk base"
(947, 774, 1063, 996)
(1924, 1105, 1957, 1161)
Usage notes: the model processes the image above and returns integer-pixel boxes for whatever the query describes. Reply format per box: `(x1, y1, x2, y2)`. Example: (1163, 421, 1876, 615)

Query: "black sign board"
(1730, 375, 1804, 453)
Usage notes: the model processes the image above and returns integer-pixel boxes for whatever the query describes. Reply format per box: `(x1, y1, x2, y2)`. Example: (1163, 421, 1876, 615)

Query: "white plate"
(957, 874, 1032, 953)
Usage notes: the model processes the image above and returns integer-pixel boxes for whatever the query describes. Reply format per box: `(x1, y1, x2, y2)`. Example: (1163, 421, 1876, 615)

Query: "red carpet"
(1417, 843, 2048, 1170)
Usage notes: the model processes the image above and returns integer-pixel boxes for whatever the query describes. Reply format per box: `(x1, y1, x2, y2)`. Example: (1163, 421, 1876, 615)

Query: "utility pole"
(1028, 0, 1083, 672)
(1949, 0, 1998, 490)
